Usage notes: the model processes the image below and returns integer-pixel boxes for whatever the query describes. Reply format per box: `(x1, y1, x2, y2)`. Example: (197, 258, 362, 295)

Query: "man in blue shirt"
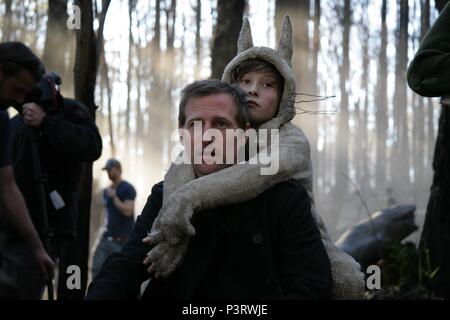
(92, 158, 136, 279)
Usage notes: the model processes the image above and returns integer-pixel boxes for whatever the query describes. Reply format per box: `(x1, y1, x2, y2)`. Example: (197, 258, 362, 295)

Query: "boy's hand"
(141, 200, 196, 278)
(142, 236, 188, 279)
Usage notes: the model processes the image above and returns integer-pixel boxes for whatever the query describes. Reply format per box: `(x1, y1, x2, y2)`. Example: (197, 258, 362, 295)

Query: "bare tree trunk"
(43, 0, 69, 76)
(58, 0, 110, 300)
(31, 0, 42, 50)
(101, 53, 115, 156)
(135, 16, 144, 150)
(354, 100, 362, 186)
(166, 0, 176, 51)
(154, 0, 161, 51)
(360, 0, 370, 191)
(311, 0, 321, 195)
(276, 0, 310, 91)
(392, 0, 410, 198)
(164, 0, 177, 164)
(147, 0, 163, 166)
(194, 0, 202, 79)
(276, 0, 313, 148)
(2, 0, 13, 41)
(414, 0, 431, 208)
(335, 0, 351, 199)
(376, 0, 389, 193)
(210, 0, 245, 79)
(126, 0, 136, 137)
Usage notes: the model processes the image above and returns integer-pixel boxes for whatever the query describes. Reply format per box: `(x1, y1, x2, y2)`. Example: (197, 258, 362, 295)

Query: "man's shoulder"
(264, 179, 308, 199)
(151, 181, 164, 197)
(140, 181, 164, 217)
(61, 98, 91, 120)
(142, 181, 164, 203)
(121, 179, 136, 189)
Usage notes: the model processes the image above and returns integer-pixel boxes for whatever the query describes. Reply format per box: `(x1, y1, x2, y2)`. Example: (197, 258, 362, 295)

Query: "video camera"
(24, 72, 63, 114)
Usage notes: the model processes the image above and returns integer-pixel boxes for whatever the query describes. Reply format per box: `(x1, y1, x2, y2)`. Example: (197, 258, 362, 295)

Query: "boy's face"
(238, 70, 281, 125)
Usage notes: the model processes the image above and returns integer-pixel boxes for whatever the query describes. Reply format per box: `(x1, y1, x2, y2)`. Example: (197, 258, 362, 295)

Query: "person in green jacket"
(407, 1, 450, 299)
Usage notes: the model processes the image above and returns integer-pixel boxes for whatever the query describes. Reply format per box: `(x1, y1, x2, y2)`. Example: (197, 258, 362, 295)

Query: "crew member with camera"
(0, 42, 103, 299)
(0, 42, 55, 299)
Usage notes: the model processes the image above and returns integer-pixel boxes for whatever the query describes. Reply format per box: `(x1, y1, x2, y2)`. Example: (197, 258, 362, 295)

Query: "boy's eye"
(240, 78, 250, 84)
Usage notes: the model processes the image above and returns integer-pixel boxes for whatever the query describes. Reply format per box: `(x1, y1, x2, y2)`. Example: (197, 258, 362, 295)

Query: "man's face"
(180, 93, 244, 177)
(238, 70, 281, 125)
(106, 166, 121, 181)
(0, 68, 36, 110)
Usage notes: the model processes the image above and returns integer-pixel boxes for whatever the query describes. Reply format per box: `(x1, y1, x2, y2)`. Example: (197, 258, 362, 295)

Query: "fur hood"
(222, 15, 297, 130)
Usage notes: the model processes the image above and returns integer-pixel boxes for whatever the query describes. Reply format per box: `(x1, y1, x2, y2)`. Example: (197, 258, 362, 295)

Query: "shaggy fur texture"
(146, 15, 365, 299)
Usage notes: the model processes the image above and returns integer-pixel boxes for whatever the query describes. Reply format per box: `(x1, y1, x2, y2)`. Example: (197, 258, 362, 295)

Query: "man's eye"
(217, 121, 228, 128)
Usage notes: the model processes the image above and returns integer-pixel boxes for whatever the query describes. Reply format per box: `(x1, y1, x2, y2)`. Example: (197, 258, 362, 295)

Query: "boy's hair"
(0, 42, 45, 81)
(178, 79, 252, 128)
(230, 58, 284, 95)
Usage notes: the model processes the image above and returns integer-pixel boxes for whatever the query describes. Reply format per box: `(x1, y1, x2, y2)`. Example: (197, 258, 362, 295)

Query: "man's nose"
(202, 125, 215, 147)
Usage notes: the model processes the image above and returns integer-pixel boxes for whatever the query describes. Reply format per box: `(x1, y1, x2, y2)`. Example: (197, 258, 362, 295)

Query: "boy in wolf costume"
(144, 16, 365, 299)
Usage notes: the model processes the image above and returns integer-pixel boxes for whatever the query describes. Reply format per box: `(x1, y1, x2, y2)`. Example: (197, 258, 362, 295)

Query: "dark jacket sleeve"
(273, 182, 332, 299)
(407, 1, 450, 97)
(40, 99, 102, 161)
(85, 182, 163, 300)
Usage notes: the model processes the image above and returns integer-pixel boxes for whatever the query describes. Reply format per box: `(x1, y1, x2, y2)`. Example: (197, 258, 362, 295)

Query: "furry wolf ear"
(237, 18, 254, 53)
(277, 15, 293, 67)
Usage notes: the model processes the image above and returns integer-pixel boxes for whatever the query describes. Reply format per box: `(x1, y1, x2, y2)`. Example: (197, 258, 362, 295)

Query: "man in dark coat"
(0, 42, 55, 298)
(86, 80, 332, 300)
(0, 44, 103, 299)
